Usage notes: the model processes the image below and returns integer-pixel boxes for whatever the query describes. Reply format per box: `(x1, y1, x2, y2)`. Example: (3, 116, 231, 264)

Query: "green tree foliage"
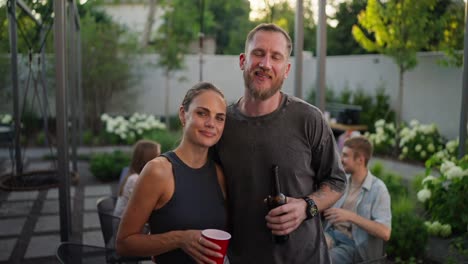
(432, 0, 465, 67)
(328, 0, 370, 55)
(148, 0, 251, 55)
(249, 0, 316, 56)
(152, 0, 199, 129)
(352, 0, 438, 125)
(150, 0, 251, 127)
(0, 0, 54, 53)
(79, 1, 140, 132)
(0, 1, 139, 133)
(205, 0, 252, 54)
(0, 0, 54, 105)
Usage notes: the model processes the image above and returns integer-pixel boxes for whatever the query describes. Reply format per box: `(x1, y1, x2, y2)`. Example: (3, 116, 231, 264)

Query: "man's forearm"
(350, 214, 391, 241)
(310, 184, 343, 212)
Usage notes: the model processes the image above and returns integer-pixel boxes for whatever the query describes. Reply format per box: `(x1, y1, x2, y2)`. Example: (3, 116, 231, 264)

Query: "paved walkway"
(0, 161, 117, 264)
(0, 147, 131, 264)
(0, 147, 428, 263)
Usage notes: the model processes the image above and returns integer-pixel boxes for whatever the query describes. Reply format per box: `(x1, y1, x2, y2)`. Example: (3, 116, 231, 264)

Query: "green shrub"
(362, 86, 395, 132)
(35, 131, 46, 146)
(89, 150, 130, 181)
(371, 162, 429, 261)
(411, 174, 425, 197)
(168, 115, 182, 131)
(370, 162, 408, 201)
(143, 129, 181, 153)
(83, 129, 102, 146)
(418, 156, 468, 234)
(306, 84, 395, 133)
(387, 197, 428, 262)
(305, 86, 336, 105)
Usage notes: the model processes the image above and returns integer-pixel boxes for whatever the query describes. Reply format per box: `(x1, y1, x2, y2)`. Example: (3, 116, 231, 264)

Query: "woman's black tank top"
(149, 151, 226, 263)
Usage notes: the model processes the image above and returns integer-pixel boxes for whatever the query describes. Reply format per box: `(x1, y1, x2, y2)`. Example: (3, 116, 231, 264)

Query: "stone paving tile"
(0, 201, 34, 217)
(40, 200, 74, 214)
(7, 191, 39, 201)
(24, 234, 60, 259)
(84, 185, 112, 197)
(45, 188, 76, 200)
(84, 197, 100, 211)
(34, 215, 60, 233)
(83, 212, 100, 229)
(82, 230, 104, 247)
(0, 217, 26, 236)
(0, 238, 16, 261)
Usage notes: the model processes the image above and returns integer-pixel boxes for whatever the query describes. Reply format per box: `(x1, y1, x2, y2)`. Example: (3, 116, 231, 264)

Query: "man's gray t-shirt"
(215, 93, 346, 264)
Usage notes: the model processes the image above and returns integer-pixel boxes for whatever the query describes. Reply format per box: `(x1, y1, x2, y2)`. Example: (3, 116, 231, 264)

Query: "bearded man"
(214, 23, 346, 264)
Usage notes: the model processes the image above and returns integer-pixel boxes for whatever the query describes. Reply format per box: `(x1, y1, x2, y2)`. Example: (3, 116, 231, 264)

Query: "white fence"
(1, 52, 464, 139)
(109, 52, 463, 139)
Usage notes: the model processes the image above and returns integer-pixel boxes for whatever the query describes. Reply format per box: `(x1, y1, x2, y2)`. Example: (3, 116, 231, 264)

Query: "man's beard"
(343, 165, 354, 175)
(243, 69, 284, 101)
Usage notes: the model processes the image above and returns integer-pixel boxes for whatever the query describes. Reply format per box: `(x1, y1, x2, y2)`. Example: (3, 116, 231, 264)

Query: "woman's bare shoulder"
(141, 156, 173, 182)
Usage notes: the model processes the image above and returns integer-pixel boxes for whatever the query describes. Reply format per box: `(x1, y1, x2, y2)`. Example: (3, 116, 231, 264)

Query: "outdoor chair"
(0, 124, 14, 172)
(96, 196, 150, 263)
(56, 242, 109, 264)
(357, 254, 387, 264)
(356, 240, 387, 264)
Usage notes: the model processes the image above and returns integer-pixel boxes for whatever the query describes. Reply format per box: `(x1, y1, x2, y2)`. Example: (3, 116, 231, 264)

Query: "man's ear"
(239, 53, 246, 70)
(283, 62, 291, 79)
(357, 153, 365, 165)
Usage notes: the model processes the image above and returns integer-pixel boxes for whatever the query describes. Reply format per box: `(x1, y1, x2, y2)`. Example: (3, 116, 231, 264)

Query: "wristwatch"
(302, 196, 318, 220)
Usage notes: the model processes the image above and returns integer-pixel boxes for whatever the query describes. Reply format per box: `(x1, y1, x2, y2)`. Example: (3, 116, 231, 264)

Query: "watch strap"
(302, 196, 318, 220)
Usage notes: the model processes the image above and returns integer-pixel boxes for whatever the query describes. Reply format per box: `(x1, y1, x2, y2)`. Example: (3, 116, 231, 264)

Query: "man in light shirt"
(323, 136, 391, 263)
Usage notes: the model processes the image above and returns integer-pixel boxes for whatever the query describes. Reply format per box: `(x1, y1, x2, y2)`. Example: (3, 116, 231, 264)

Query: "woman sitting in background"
(113, 139, 161, 217)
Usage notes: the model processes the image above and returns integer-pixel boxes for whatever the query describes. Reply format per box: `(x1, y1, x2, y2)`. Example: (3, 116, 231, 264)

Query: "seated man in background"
(323, 136, 391, 263)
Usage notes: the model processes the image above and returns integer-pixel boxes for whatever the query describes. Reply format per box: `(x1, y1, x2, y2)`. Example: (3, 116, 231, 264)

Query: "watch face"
(310, 206, 318, 216)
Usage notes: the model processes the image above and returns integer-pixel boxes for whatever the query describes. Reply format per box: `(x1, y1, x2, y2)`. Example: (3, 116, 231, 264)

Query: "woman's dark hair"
(181, 82, 225, 111)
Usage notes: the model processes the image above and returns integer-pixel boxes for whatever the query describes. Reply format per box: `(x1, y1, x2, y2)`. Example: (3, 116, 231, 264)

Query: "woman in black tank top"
(116, 82, 228, 264)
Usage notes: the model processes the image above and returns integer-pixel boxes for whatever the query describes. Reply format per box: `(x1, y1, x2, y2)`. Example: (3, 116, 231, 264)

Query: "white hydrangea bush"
(101, 113, 166, 144)
(0, 114, 12, 125)
(364, 119, 397, 155)
(397, 120, 445, 161)
(418, 156, 468, 236)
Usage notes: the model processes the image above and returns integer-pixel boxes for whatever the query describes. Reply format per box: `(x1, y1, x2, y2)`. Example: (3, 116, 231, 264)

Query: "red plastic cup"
(201, 229, 231, 264)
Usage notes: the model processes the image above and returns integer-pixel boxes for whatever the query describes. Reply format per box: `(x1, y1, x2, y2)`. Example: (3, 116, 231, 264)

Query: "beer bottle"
(266, 165, 289, 244)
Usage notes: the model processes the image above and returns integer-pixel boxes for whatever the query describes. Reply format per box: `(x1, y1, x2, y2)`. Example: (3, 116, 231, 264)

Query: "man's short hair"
(244, 23, 293, 56)
(344, 136, 373, 166)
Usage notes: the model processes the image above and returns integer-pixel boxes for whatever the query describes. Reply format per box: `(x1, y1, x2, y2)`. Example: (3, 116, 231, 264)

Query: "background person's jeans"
(326, 228, 358, 264)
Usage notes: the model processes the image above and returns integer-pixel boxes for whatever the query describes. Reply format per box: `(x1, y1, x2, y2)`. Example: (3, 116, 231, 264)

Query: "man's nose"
(260, 57, 271, 69)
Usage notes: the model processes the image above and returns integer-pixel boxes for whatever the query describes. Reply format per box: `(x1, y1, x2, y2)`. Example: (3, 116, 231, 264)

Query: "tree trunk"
(141, 0, 157, 48)
(397, 65, 404, 127)
(394, 65, 405, 155)
(164, 70, 171, 130)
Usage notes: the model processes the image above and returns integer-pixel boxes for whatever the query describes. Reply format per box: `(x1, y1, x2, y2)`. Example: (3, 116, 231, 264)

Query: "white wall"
(99, 4, 164, 42)
(108, 52, 463, 139)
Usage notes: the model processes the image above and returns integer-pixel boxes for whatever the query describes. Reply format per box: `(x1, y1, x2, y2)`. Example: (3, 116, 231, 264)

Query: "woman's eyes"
(196, 111, 207, 116)
(196, 111, 225, 122)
